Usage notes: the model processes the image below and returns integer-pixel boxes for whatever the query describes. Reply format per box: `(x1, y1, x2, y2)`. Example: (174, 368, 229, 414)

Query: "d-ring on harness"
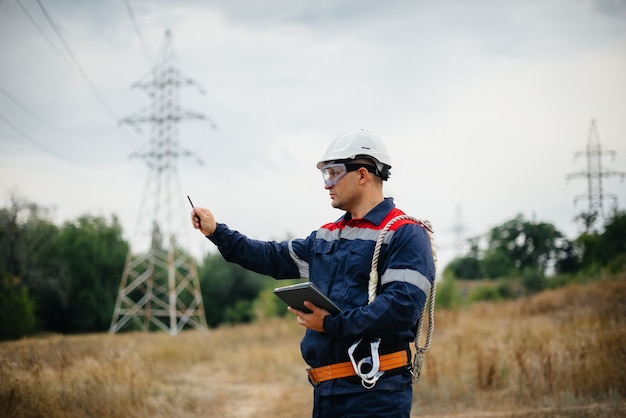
(349, 215, 437, 389)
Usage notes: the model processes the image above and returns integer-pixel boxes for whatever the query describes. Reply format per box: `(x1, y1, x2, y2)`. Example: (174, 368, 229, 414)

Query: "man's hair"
(352, 157, 384, 184)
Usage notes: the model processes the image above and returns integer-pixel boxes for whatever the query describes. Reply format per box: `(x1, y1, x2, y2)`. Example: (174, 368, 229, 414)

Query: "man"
(191, 129, 435, 417)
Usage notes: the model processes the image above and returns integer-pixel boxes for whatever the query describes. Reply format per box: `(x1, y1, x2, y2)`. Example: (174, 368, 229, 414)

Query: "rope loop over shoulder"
(368, 215, 437, 355)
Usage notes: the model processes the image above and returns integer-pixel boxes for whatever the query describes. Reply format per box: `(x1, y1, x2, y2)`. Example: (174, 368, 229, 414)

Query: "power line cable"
(8, 0, 148, 156)
(34, 0, 119, 121)
(0, 85, 82, 137)
(122, 0, 152, 66)
(15, 0, 67, 62)
(0, 113, 68, 161)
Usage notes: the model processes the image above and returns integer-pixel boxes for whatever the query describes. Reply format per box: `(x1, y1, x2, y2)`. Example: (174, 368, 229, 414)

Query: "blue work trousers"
(312, 386, 413, 418)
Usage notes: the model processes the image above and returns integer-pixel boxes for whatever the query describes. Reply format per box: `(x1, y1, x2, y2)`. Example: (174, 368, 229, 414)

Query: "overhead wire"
(122, 0, 152, 66)
(33, 0, 120, 121)
(0, 113, 68, 161)
(0, 85, 82, 137)
(11, 0, 149, 149)
(15, 0, 67, 62)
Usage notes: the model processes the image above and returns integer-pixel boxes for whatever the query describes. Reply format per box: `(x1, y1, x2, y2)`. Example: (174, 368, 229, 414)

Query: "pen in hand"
(188, 195, 201, 226)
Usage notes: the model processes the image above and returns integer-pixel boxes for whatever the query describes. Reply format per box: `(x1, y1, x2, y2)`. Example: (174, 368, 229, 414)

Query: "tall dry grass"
(414, 275, 626, 417)
(1, 316, 310, 418)
(1, 276, 625, 418)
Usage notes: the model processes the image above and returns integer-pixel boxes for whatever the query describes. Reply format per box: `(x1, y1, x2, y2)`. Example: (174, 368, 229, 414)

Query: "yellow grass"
(1, 277, 625, 418)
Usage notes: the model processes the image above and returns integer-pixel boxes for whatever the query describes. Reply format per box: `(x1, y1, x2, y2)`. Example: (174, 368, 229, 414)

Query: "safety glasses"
(319, 162, 377, 187)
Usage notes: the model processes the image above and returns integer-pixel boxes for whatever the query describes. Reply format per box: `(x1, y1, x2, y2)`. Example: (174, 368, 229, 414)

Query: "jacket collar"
(341, 197, 395, 226)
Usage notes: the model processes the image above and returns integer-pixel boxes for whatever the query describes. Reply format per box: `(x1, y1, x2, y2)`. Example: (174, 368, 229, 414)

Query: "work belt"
(307, 349, 411, 385)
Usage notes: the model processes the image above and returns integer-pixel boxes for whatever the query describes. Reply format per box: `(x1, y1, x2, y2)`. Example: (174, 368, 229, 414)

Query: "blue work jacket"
(208, 198, 435, 395)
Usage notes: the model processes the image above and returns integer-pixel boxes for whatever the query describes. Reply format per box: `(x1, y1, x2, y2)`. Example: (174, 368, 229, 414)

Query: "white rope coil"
(368, 215, 437, 354)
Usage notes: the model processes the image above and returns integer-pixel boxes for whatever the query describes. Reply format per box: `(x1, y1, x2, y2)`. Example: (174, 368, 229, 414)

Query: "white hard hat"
(316, 129, 392, 179)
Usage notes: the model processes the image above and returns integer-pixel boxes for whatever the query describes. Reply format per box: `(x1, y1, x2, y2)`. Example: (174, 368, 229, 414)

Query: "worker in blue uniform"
(191, 129, 435, 418)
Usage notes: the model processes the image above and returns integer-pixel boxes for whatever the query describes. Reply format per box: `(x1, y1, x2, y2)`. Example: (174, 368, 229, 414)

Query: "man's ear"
(357, 167, 369, 182)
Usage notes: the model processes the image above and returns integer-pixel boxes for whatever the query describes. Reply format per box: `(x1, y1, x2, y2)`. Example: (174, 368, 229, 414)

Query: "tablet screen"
(273, 282, 342, 314)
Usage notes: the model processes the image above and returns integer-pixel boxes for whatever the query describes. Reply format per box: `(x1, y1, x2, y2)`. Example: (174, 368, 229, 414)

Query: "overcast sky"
(1, 0, 625, 270)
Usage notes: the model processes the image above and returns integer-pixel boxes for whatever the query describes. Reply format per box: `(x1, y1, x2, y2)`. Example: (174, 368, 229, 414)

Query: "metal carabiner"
(348, 338, 385, 389)
(410, 351, 424, 383)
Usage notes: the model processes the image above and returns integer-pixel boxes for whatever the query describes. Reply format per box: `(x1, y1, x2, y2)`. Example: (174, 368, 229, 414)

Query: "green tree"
(576, 210, 626, 273)
(482, 214, 568, 279)
(435, 272, 461, 309)
(553, 239, 582, 274)
(28, 215, 128, 333)
(480, 249, 514, 279)
(602, 210, 626, 268)
(0, 196, 57, 280)
(198, 253, 273, 327)
(444, 256, 483, 280)
(0, 196, 58, 334)
(0, 268, 35, 340)
(64, 216, 128, 332)
(574, 211, 599, 234)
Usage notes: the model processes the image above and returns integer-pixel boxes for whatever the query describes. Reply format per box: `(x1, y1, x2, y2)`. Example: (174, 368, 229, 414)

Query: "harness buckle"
(348, 338, 385, 389)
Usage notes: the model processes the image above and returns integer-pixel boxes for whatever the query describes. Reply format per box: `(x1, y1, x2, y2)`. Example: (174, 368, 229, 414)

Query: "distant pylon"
(110, 30, 208, 335)
(453, 205, 466, 256)
(566, 119, 625, 231)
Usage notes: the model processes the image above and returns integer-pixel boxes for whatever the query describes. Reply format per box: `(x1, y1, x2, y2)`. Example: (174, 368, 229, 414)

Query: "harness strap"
(307, 349, 410, 385)
(367, 214, 437, 384)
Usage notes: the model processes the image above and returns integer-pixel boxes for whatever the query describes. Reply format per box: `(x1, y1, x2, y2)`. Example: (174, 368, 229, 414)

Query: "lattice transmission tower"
(566, 119, 625, 231)
(452, 205, 467, 256)
(110, 30, 208, 335)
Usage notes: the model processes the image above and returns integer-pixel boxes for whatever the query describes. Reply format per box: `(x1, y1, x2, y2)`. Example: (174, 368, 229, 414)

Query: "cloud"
(1, 0, 625, 270)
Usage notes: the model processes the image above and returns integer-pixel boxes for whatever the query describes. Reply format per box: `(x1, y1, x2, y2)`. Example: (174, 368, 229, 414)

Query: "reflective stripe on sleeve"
(288, 239, 310, 279)
(381, 268, 432, 295)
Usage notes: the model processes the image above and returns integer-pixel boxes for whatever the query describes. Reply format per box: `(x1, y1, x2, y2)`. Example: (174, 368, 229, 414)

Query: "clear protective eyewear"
(320, 162, 377, 187)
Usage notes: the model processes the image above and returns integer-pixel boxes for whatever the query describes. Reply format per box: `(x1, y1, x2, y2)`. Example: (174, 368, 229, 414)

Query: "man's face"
(324, 167, 360, 212)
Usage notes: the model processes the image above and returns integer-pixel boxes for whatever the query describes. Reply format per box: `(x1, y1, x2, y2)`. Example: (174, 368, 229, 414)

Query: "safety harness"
(307, 215, 437, 388)
(363, 215, 437, 388)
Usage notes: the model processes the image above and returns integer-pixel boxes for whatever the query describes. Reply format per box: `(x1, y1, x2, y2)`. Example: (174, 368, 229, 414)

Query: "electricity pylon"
(566, 119, 626, 232)
(452, 205, 467, 256)
(110, 30, 208, 335)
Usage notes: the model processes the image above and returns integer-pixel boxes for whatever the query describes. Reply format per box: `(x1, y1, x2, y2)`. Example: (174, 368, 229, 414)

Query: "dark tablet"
(273, 282, 342, 315)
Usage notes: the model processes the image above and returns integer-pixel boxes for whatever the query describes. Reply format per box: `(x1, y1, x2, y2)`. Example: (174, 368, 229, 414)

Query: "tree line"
(0, 196, 280, 341)
(439, 210, 626, 306)
(1, 195, 624, 340)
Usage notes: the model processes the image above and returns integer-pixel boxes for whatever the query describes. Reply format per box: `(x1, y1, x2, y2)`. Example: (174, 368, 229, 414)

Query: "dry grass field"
(1, 276, 625, 418)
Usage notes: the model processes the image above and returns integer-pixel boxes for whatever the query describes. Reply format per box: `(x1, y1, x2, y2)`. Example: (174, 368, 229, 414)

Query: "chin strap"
(350, 215, 437, 388)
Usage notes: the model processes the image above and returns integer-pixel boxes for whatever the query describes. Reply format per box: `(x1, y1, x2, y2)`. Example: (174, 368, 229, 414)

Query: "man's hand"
(287, 301, 329, 333)
(191, 207, 217, 236)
